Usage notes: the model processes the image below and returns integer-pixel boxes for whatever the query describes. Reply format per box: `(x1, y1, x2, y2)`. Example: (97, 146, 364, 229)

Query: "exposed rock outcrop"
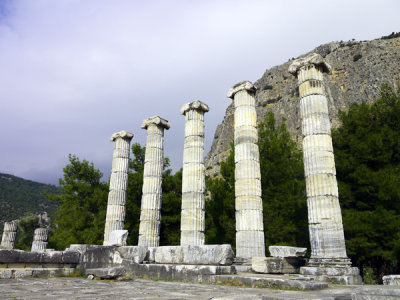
(206, 36, 400, 176)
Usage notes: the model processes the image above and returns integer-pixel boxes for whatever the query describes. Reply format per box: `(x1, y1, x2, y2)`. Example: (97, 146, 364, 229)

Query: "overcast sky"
(0, 0, 399, 185)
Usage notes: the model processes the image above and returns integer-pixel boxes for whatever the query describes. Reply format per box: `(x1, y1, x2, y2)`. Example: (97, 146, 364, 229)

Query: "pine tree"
(332, 84, 400, 281)
(47, 155, 108, 250)
(258, 111, 308, 252)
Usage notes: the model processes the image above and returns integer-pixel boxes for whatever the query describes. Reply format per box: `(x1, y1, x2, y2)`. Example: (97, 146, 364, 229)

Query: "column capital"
(180, 100, 209, 115)
(110, 130, 134, 142)
(288, 53, 332, 76)
(227, 81, 256, 99)
(141, 116, 170, 130)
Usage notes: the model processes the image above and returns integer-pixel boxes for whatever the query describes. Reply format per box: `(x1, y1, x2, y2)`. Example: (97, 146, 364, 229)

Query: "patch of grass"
(363, 267, 378, 285)
(55, 268, 85, 278)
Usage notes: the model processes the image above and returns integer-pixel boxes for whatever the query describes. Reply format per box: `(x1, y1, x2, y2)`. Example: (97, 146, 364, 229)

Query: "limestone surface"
(85, 266, 126, 279)
(383, 275, 400, 285)
(154, 245, 234, 265)
(269, 246, 307, 258)
(180, 100, 209, 246)
(108, 230, 128, 246)
(227, 80, 265, 260)
(0, 220, 18, 249)
(103, 130, 133, 245)
(138, 116, 170, 247)
(251, 256, 306, 274)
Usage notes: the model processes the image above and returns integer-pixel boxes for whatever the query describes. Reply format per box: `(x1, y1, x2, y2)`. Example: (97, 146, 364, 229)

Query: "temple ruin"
(1, 53, 379, 291)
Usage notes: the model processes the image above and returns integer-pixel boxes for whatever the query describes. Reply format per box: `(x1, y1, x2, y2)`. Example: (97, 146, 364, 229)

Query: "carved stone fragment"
(1, 220, 18, 250)
(31, 228, 49, 252)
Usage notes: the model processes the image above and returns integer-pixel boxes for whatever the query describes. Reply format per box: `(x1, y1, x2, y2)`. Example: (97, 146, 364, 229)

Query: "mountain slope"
(206, 34, 400, 176)
(0, 173, 59, 225)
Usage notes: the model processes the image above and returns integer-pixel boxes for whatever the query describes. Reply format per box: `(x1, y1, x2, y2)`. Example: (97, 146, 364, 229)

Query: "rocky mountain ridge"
(205, 35, 400, 177)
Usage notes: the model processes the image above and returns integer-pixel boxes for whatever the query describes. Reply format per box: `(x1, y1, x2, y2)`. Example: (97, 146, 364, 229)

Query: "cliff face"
(205, 36, 400, 177)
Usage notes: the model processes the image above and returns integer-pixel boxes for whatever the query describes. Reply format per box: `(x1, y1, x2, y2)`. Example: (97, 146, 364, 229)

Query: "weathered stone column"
(31, 228, 49, 252)
(1, 220, 18, 249)
(103, 130, 133, 245)
(138, 116, 170, 247)
(227, 81, 265, 261)
(289, 54, 361, 284)
(180, 100, 209, 246)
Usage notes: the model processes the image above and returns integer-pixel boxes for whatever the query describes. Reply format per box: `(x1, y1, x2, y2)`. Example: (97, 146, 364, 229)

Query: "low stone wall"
(0, 249, 80, 279)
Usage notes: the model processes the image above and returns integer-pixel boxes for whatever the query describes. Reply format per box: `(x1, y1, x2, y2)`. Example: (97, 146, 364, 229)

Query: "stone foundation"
(252, 257, 306, 274)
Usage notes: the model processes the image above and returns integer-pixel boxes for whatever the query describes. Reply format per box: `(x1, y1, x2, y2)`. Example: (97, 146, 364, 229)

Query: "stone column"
(138, 116, 170, 247)
(180, 100, 209, 246)
(31, 228, 49, 252)
(1, 220, 18, 249)
(227, 81, 265, 261)
(103, 130, 134, 245)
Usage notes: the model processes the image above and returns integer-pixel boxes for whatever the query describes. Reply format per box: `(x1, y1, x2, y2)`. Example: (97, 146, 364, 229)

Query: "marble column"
(289, 53, 350, 265)
(31, 228, 49, 252)
(1, 220, 18, 249)
(103, 130, 133, 245)
(138, 116, 170, 247)
(227, 81, 265, 260)
(180, 100, 209, 246)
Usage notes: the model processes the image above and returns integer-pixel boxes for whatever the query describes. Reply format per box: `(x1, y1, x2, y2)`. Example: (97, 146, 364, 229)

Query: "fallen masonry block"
(74, 245, 147, 269)
(154, 245, 234, 265)
(269, 246, 307, 258)
(252, 257, 306, 274)
(108, 230, 128, 246)
(383, 274, 400, 285)
(85, 266, 126, 279)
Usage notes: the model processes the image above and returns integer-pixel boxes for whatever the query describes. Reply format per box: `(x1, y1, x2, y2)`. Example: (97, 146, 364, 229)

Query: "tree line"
(18, 84, 397, 283)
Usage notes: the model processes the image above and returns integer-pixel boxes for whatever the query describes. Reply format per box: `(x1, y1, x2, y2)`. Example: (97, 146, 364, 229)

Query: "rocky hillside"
(206, 34, 400, 177)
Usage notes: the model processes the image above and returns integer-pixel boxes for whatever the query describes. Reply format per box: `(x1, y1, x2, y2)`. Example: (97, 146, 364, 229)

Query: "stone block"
(80, 245, 116, 269)
(115, 246, 147, 264)
(0, 269, 13, 278)
(300, 266, 362, 285)
(61, 251, 80, 264)
(352, 286, 400, 300)
(154, 245, 234, 265)
(269, 246, 307, 258)
(85, 266, 126, 279)
(252, 257, 306, 274)
(107, 230, 128, 246)
(383, 275, 400, 285)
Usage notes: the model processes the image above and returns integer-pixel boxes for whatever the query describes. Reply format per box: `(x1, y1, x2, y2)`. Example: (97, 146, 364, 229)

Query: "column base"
(300, 265, 362, 285)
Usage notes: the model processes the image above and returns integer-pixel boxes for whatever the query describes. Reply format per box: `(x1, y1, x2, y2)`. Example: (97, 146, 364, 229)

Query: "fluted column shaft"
(1, 220, 18, 249)
(227, 81, 265, 260)
(289, 54, 349, 263)
(31, 228, 49, 252)
(103, 130, 133, 245)
(180, 100, 209, 246)
(138, 116, 170, 247)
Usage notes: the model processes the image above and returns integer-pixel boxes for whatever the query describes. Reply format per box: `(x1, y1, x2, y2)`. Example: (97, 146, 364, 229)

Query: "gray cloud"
(0, 0, 399, 184)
